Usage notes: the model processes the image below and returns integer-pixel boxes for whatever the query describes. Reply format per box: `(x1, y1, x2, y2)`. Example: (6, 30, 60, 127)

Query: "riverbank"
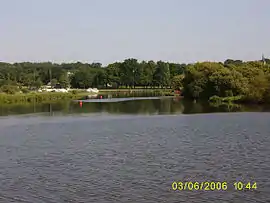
(208, 95, 270, 105)
(99, 88, 174, 96)
(209, 95, 243, 104)
(0, 89, 175, 104)
(0, 92, 90, 104)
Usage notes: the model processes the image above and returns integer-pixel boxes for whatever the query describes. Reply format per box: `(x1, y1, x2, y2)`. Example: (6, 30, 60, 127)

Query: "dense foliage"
(183, 60, 270, 103)
(0, 60, 185, 90)
(0, 58, 270, 103)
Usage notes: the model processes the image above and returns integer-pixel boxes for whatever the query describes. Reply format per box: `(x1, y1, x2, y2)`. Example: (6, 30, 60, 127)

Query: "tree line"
(0, 57, 270, 103)
(0, 59, 186, 89)
(183, 59, 270, 103)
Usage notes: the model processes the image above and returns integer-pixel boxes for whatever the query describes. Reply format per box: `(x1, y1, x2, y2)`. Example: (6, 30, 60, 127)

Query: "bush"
(209, 95, 243, 104)
(0, 92, 89, 104)
(0, 85, 19, 94)
(21, 88, 30, 94)
(171, 75, 184, 90)
(71, 90, 78, 94)
(209, 95, 222, 103)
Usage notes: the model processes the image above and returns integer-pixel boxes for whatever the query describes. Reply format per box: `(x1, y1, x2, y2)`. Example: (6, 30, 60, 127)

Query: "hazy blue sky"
(1, 0, 269, 65)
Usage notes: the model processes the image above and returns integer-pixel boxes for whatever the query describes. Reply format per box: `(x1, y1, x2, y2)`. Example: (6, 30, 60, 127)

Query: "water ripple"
(0, 113, 270, 202)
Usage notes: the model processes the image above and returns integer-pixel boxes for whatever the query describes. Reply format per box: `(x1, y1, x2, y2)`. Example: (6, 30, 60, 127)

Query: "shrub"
(0, 85, 19, 94)
(21, 88, 30, 94)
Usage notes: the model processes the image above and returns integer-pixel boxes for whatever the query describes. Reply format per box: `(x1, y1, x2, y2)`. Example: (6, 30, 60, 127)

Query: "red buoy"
(79, 101, 83, 107)
(100, 96, 103, 99)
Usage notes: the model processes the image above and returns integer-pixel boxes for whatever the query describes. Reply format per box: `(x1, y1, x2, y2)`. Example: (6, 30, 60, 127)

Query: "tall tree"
(120, 58, 139, 88)
(59, 73, 70, 88)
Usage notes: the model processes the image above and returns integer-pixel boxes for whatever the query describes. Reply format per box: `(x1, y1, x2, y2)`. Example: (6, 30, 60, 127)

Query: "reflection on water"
(1, 95, 270, 117)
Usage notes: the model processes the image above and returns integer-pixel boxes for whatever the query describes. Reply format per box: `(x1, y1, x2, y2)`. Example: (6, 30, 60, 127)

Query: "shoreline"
(1, 90, 268, 105)
(0, 89, 175, 104)
(0, 92, 90, 104)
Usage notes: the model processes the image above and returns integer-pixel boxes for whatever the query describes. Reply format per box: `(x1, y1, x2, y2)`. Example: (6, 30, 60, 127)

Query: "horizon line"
(0, 57, 268, 66)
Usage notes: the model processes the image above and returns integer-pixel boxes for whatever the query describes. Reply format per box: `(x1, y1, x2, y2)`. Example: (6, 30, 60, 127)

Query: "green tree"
(59, 73, 70, 88)
(171, 75, 184, 90)
(224, 59, 243, 66)
(119, 59, 139, 88)
(50, 79, 58, 87)
(70, 68, 95, 89)
(169, 63, 186, 77)
(106, 62, 121, 88)
(31, 78, 43, 89)
(153, 61, 170, 88)
(243, 73, 269, 103)
(142, 61, 156, 88)
(0, 85, 19, 94)
(183, 62, 225, 99)
(209, 68, 248, 97)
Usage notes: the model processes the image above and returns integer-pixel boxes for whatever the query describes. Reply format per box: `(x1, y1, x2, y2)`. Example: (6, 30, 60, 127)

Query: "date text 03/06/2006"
(172, 182, 257, 191)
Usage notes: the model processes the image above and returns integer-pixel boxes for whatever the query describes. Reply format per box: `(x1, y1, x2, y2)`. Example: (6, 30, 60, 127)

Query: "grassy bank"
(0, 89, 176, 104)
(0, 92, 90, 104)
(99, 88, 174, 96)
(208, 95, 243, 104)
(208, 95, 270, 105)
(99, 88, 170, 92)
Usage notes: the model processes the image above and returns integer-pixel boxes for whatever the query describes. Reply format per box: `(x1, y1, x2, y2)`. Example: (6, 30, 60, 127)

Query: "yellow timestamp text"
(172, 181, 257, 191)
(172, 181, 228, 191)
(233, 182, 257, 191)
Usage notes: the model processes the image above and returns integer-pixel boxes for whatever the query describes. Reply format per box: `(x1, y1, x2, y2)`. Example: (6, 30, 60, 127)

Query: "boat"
(87, 94, 98, 99)
(86, 88, 99, 93)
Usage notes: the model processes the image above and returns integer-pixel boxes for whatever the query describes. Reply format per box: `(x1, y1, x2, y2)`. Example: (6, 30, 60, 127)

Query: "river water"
(0, 97, 270, 202)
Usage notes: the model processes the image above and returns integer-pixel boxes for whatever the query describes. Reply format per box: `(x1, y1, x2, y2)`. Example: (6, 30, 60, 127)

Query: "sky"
(1, 0, 270, 65)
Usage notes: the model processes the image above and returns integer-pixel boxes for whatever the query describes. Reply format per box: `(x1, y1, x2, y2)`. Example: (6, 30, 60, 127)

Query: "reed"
(0, 92, 89, 104)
